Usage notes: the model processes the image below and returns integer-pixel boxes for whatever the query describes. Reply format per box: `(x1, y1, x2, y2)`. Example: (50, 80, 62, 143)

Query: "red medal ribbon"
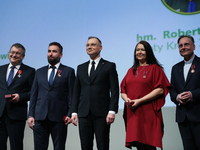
(192, 64, 195, 70)
(18, 70, 22, 75)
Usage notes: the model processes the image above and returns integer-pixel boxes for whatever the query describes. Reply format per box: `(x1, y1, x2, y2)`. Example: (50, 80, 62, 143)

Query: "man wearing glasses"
(0, 43, 35, 150)
(170, 35, 200, 150)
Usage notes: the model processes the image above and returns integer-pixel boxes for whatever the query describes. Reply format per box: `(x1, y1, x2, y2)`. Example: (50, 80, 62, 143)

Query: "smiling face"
(9, 46, 25, 66)
(135, 43, 147, 65)
(47, 45, 63, 66)
(86, 38, 102, 60)
(178, 37, 195, 61)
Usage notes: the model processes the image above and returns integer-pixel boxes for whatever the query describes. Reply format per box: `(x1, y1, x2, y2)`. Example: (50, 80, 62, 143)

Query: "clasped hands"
(125, 97, 142, 110)
(177, 91, 192, 105)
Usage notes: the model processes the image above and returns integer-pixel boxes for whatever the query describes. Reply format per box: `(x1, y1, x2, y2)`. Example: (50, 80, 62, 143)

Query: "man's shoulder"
(21, 63, 35, 71)
(60, 64, 74, 70)
(100, 58, 116, 66)
(0, 64, 9, 68)
(172, 60, 184, 69)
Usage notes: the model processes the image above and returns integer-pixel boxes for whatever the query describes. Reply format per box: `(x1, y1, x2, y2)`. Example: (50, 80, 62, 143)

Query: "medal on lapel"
(18, 70, 22, 78)
(58, 70, 62, 77)
(191, 64, 195, 73)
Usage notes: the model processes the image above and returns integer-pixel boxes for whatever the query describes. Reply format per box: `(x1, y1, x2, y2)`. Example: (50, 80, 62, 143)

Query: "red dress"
(120, 64, 170, 149)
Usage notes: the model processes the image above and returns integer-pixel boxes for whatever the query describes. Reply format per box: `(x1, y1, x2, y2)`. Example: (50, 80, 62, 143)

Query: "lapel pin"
(58, 70, 62, 77)
(191, 64, 195, 73)
(18, 70, 22, 78)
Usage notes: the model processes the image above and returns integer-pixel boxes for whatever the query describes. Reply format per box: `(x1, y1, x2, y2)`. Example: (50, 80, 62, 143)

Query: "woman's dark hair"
(132, 41, 163, 74)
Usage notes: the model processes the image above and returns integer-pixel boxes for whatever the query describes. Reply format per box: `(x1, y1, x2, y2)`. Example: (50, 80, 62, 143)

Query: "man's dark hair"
(10, 43, 26, 55)
(49, 42, 63, 53)
(88, 36, 102, 46)
(177, 35, 195, 44)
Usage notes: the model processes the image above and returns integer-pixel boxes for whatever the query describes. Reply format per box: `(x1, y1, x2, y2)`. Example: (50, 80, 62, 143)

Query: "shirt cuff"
(71, 113, 77, 116)
(108, 111, 115, 115)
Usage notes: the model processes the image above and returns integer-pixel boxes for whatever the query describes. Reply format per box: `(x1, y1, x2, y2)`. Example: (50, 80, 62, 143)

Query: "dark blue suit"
(170, 55, 200, 150)
(29, 63, 75, 150)
(0, 63, 35, 150)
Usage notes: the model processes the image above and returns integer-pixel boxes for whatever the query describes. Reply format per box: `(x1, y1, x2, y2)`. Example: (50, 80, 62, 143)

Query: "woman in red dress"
(120, 41, 171, 150)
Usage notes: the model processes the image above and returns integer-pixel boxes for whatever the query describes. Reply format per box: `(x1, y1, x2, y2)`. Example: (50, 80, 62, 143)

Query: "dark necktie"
(90, 61, 95, 80)
(7, 66, 15, 86)
(49, 66, 56, 86)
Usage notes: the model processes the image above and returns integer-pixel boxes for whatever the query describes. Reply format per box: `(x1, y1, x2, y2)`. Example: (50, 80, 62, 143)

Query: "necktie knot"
(51, 66, 56, 70)
(92, 61, 95, 65)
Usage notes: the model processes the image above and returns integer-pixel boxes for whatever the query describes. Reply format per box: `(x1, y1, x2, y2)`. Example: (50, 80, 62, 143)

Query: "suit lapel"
(185, 56, 199, 86)
(178, 61, 185, 87)
(90, 58, 105, 83)
(2, 64, 9, 87)
(8, 63, 24, 87)
(50, 64, 63, 88)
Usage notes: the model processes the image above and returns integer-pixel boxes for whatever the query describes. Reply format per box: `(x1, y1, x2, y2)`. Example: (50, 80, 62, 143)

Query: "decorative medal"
(143, 71, 147, 78)
(191, 64, 195, 73)
(58, 70, 62, 77)
(18, 70, 22, 78)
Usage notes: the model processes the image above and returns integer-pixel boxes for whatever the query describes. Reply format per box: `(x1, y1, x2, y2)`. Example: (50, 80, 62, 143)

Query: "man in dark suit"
(0, 43, 35, 150)
(28, 42, 75, 150)
(71, 36, 119, 150)
(170, 35, 200, 150)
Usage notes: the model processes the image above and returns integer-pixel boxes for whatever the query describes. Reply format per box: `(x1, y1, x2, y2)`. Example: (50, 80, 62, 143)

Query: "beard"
(48, 56, 60, 66)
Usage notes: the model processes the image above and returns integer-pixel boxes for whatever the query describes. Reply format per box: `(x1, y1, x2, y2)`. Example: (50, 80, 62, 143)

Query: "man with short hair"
(71, 36, 119, 150)
(28, 42, 75, 150)
(0, 43, 35, 150)
(170, 35, 200, 150)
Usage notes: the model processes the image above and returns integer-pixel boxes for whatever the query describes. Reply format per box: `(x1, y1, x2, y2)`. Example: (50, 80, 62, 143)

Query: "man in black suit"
(28, 42, 75, 150)
(170, 35, 200, 150)
(0, 43, 35, 150)
(71, 36, 119, 150)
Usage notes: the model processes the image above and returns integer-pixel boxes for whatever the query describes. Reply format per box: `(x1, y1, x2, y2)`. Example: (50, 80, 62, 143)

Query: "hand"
(177, 91, 192, 105)
(129, 99, 142, 110)
(64, 116, 71, 125)
(106, 113, 115, 125)
(8, 93, 20, 103)
(28, 117, 35, 129)
(71, 115, 78, 126)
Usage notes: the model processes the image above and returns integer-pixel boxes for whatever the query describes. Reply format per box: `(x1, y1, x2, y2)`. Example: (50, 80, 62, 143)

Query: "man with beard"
(28, 42, 75, 150)
(170, 35, 200, 150)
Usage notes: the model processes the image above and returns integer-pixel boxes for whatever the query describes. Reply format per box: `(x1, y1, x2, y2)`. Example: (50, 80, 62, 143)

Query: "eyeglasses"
(9, 51, 23, 56)
(178, 43, 191, 49)
(86, 43, 99, 47)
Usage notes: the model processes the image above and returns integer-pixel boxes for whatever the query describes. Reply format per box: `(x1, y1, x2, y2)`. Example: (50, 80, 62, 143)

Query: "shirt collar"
(90, 57, 101, 65)
(48, 62, 60, 69)
(8, 63, 21, 70)
(184, 55, 195, 64)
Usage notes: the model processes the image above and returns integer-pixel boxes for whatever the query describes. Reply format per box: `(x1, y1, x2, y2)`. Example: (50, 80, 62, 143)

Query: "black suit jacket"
(170, 55, 200, 123)
(29, 63, 75, 122)
(0, 63, 35, 120)
(72, 58, 119, 117)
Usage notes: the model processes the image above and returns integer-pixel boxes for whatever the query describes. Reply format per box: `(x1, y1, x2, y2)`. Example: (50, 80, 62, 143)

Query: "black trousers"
(178, 118, 200, 150)
(33, 118, 68, 150)
(0, 110, 25, 150)
(78, 113, 111, 150)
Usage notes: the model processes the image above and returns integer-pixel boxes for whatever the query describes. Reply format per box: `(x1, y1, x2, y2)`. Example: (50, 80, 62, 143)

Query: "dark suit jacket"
(29, 63, 75, 122)
(72, 58, 119, 117)
(170, 55, 200, 123)
(0, 63, 35, 120)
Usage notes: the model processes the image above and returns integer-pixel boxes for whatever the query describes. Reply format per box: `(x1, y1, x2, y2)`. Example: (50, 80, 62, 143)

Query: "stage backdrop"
(0, 0, 200, 108)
